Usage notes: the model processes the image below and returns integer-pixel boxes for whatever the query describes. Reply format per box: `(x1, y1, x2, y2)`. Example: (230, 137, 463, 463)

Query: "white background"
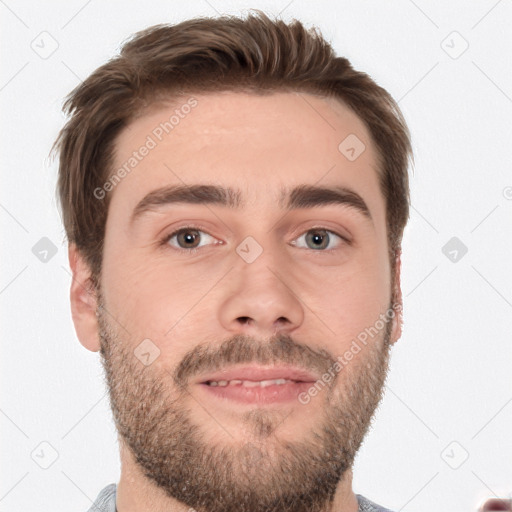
(1, 1, 511, 511)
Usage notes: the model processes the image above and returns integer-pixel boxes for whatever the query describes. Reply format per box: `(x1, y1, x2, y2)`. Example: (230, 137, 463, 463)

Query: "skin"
(69, 91, 403, 512)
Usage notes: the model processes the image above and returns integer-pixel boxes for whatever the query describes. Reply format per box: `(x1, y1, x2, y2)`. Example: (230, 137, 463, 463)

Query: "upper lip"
(196, 365, 320, 384)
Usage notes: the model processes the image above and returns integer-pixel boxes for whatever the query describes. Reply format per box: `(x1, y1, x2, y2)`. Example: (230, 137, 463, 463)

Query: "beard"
(97, 293, 393, 512)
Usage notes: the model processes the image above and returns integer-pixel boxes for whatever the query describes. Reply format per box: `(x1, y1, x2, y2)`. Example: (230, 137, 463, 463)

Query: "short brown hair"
(51, 10, 413, 288)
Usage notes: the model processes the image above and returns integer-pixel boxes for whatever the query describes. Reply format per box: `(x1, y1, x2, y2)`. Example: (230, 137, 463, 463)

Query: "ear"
(68, 244, 100, 352)
(390, 248, 404, 344)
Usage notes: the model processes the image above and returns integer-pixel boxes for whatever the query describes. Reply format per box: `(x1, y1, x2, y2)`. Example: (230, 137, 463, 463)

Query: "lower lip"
(198, 381, 314, 405)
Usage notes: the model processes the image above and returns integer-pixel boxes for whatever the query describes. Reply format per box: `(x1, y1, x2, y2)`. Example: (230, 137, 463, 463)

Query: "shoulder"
(356, 493, 397, 512)
(86, 483, 117, 512)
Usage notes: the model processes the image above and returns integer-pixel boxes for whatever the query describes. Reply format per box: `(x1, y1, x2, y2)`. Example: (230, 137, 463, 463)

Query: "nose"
(218, 257, 305, 339)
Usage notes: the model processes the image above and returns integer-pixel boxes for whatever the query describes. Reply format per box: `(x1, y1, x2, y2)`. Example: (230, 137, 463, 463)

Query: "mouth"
(195, 365, 319, 405)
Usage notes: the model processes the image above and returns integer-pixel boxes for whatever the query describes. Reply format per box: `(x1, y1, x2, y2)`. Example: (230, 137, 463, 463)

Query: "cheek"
(102, 252, 217, 350)
(311, 249, 391, 351)
(317, 276, 388, 349)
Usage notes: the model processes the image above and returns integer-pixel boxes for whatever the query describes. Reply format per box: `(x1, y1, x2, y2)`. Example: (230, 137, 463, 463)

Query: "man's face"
(91, 91, 401, 512)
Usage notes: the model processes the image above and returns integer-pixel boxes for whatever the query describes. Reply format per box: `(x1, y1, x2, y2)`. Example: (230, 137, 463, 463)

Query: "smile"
(196, 365, 318, 405)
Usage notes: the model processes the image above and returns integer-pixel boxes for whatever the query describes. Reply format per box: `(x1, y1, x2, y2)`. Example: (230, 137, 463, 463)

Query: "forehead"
(109, 91, 384, 220)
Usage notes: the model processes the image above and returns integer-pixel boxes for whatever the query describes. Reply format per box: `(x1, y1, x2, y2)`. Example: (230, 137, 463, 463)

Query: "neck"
(116, 440, 359, 512)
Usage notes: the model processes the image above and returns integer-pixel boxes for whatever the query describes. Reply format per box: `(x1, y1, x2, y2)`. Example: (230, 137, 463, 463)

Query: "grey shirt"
(86, 483, 396, 512)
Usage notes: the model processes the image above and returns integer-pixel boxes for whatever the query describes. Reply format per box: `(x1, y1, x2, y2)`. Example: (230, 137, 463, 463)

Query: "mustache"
(173, 332, 337, 387)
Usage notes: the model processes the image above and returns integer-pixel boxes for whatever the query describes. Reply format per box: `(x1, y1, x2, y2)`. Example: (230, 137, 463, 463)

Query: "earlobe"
(68, 244, 101, 352)
(390, 248, 403, 344)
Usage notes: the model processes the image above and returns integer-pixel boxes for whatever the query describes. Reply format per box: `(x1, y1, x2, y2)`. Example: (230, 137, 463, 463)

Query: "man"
(52, 10, 413, 512)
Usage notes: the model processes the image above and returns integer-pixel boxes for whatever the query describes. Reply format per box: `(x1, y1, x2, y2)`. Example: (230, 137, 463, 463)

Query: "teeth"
(207, 378, 292, 387)
(242, 380, 260, 387)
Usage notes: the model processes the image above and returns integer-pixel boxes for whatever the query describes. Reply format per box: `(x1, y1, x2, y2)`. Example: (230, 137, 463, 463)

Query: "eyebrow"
(130, 183, 372, 225)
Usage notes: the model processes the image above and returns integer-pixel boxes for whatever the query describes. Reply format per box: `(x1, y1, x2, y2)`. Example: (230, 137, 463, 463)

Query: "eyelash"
(159, 224, 350, 255)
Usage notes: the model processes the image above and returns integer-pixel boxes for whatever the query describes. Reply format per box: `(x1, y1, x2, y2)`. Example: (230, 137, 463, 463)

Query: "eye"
(161, 226, 219, 253)
(291, 228, 347, 251)
(160, 225, 348, 254)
